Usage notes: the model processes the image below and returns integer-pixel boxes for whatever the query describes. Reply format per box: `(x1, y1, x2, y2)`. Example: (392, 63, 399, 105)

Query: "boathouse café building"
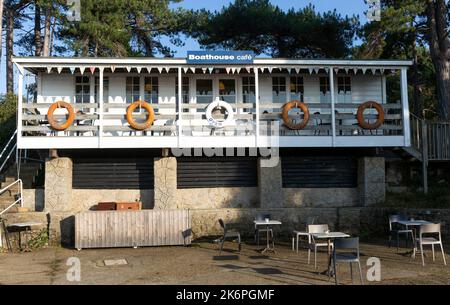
(12, 51, 412, 243)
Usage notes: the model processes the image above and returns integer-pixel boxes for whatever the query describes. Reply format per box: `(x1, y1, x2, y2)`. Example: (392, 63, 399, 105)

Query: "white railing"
(0, 130, 17, 173)
(0, 179, 24, 216)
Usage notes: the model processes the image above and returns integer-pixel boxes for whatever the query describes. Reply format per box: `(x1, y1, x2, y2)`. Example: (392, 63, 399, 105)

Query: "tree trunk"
(34, 0, 42, 56)
(48, 17, 55, 56)
(0, 0, 4, 65)
(435, 59, 450, 120)
(426, 0, 450, 120)
(42, 6, 52, 56)
(6, 7, 14, 93)
(82, 36, 89, 56)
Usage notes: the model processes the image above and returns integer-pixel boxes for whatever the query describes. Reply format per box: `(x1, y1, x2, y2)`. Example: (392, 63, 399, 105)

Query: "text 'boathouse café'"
(9, 51, 412, 246)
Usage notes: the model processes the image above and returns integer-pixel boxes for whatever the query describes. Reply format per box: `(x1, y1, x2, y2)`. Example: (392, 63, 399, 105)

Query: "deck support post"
(178, 67, 182, 147)
(17, 64, 24, 148)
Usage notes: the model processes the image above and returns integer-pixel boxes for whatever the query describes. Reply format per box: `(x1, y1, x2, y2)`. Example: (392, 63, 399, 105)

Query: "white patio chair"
(292, 216, 316, 252)
(413, 223, 447, 266)
(308, 224, 333, 269)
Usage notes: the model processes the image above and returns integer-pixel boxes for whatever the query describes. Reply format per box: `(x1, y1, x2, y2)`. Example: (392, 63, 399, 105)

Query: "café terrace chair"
(413, 223, 447, 267)
(292, 216, 316, 253)
(308, 224, 332, 269)
(218, 219, 241, 255)
(388, 214, 414, 252)
(332, 237, 364, 285)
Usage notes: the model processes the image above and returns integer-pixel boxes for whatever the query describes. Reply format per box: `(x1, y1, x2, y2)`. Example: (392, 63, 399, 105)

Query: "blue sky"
(1, 0, 370, 94)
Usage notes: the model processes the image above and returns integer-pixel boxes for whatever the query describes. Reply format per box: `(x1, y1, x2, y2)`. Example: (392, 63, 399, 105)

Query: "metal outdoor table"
(310, 232, 350, 276)
(397, 220, 432, 256)
(253, 220, 282, 254)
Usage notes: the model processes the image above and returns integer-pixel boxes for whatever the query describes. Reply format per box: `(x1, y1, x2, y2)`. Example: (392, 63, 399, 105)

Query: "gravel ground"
(0, 240, 449, 285)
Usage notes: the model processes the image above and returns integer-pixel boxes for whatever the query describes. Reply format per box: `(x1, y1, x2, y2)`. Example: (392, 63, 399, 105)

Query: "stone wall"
(44, 157, 72, 212)
(154, 157, 177, 209)
(358, 157, 385, 206)
(283, 188, 358, 207)
(176, 188, 258, 209)
(22, 189, 45, 211)
(70, 189, 154, 212)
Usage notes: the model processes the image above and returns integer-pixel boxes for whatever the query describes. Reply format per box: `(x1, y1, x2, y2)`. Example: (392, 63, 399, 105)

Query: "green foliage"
(383, 186, 450, 209)
(59, 0, 203, 57)
(191, 0, 359, 58)
(0, 93, 17, 147)
(355, 0, 444, 118)
(27, 228, 49, 249)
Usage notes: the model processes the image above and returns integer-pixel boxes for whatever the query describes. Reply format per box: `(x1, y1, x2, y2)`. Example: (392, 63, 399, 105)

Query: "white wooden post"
(255, 68, 260, 147)
(329, 67, 336, 146)
(17, 65, 24, 148)
(178, 67, 182, 147)
(98, 67, 104, 148)
(401, 68, 411, 147)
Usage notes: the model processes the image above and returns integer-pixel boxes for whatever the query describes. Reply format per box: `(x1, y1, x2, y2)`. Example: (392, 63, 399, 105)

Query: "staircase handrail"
(0, 179, 23, 216)
(0, 129, 17, 161)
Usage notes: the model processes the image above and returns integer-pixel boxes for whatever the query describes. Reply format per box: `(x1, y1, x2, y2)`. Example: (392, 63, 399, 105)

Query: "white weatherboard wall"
(39, 74, 74, 103)
(303, 75, 320, 104)
(38, 73, 386, 107)
(351, 75, 384, 104)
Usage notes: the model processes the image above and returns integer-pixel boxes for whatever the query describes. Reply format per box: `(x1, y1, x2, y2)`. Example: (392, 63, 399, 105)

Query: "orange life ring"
(282, 101, 310, 130)
(126, 100, 155, 130)
(47, 101, 75, 131)
(357, 101, 385, 129)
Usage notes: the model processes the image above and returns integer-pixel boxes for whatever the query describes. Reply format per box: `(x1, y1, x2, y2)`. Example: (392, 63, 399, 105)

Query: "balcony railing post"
(329, 67, 336, 146)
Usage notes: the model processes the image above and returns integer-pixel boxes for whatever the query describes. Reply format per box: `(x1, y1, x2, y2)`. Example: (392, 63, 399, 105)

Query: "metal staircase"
(405, 114, 450, 192)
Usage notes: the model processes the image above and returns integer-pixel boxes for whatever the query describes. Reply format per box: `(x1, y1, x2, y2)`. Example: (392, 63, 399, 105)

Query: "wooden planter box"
(116, 202, 141, 211)
(75, 209, 191, 249)
(96, 202, 117, 211)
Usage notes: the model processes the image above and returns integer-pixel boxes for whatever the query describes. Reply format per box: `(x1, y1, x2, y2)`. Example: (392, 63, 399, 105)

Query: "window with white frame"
(337, 76, 351, 103)
(126, 76, 140, 103)
(144, 77, 159, 103)
(319, 77, 331, 103)
(219, 79, 236, 103)
(242, 77, 255, 104)
(290, 76, 304, 101)
(272, 76, 286, 103)
(75, 76, 90, 103)
(196, 79, 213, 104)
